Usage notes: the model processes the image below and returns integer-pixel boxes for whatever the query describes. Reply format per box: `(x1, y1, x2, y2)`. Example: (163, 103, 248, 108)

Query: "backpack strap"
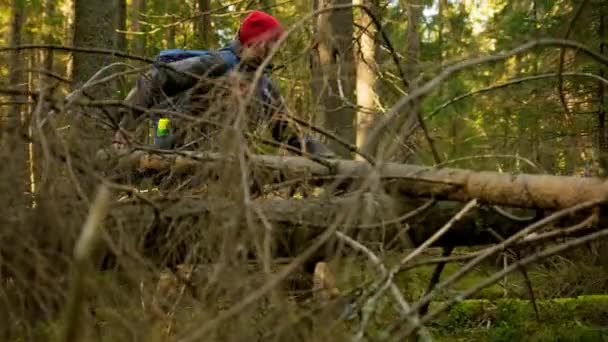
(156, 49, 210, 63)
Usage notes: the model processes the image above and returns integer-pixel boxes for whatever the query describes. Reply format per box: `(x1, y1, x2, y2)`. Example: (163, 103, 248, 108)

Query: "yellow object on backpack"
(157, 118, 170, 137)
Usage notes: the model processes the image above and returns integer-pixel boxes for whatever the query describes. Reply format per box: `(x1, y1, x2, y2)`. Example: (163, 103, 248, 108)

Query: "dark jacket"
(119, 41, 333, 156)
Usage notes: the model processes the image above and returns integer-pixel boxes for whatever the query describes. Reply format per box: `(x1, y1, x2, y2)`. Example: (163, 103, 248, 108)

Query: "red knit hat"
(238, 10, 283, 46)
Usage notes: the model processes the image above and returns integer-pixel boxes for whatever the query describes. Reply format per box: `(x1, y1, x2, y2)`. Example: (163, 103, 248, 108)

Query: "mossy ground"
(431, 296, 608, 341)
(10, 248, 608, 341)
(333, 249, 608, 341)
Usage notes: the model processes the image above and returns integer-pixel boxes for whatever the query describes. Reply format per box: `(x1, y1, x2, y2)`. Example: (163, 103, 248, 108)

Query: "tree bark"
(72, 0, 116, 87)
(597, 1, 608, 174)
(111, 192, 599, 271)
(8, 0, 25, 127)
(130, 0, 147, 56)
(5, 0, 28, 208)
(115, 0, 127, 53)
(396, 0, 422, 161)
(196, 0, 213, 48)
(40, 0, 57, 87)
(353, 0, 378, 159)
(165, 1, 177, 49)
(72, 0, 118, 199)
(311, 0, 357, 158)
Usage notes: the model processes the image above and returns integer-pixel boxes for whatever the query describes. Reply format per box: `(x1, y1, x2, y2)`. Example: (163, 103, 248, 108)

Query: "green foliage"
(2, 0, 608, 340)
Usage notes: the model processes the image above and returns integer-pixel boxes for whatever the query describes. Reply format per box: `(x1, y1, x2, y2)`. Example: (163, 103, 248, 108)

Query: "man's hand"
(112, 128, 133, 151)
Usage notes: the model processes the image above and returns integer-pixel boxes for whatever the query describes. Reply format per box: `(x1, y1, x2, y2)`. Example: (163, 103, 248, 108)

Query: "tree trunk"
(196, 0, 212, 48)
(130, 0, 147, 56)
(5, 0, 28, 208)
(311, 0, 356, 159)
(165, 1, 177, 49)
(398, 0, 422, 161)
(72, 0, 116, 87)
(353, 0, 378, 159)
(72, 0, 118, 199)
(597, 1, 608, 174)
(8, 0, 25, 127)
(403, 0, 421, 90)
(40, 0, 57, 87)
(111, 193, 599, 272)
(115, 0, 127, 53)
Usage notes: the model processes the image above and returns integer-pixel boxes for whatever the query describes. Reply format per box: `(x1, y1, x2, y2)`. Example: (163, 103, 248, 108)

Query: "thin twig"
(363, 39, 608, 157)
(486, 228, 539, 322)
(355, 199, 478, 338)
(517, 213, 597, 246)
(491, 205, 536, 222)
(335, 231, 432, 342)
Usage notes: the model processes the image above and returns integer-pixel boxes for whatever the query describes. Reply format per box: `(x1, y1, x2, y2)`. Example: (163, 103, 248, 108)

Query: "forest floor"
(17, 248, 608, 341)
(335, 249, 608, 341)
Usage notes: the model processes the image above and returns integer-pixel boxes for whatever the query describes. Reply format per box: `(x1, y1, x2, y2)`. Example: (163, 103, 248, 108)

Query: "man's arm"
(265, 78, 335, 158)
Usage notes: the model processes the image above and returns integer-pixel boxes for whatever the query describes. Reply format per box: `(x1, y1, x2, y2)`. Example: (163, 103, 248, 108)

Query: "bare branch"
(335, 231, 432, 342)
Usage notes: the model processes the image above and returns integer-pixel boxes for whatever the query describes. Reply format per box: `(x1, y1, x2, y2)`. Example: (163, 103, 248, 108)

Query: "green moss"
(432, 296, 608, 341)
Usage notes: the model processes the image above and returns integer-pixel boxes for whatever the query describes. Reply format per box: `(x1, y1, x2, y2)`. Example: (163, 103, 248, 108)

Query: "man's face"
(242, 38, 279, 64)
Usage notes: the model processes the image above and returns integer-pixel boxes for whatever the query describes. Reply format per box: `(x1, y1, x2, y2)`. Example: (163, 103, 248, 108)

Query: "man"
(112, 10, 333, 158)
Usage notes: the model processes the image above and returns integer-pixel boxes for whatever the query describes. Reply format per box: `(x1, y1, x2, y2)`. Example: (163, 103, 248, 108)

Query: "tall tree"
(165, 1, 177, 49)
(353, 0, 378, 157)
(72, 0, 118, 199)
(72, 0, 116, 86)
(8, 0, 25, 124)
(40, 0, 57, 86)
(131, 0, 147, 56)
(115, 0, 127, 53)
(597, 1, 608, 173)
(311, 0, 356, 158)
(6, 0, 28, 207)
(402, 0, 422, 127)
(196, 0, 212, 47)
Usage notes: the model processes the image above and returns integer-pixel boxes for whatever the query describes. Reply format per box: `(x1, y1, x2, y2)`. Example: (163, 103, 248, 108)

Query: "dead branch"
(335, 231, 432, 342)
(352, 200, 477, 338)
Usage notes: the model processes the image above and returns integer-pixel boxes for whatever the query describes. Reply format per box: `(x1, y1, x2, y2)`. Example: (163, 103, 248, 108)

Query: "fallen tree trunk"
(106, 193, 600, 270)
(100, 149, 608, 210)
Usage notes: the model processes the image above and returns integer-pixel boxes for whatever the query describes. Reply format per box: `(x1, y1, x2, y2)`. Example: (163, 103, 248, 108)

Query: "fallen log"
(99, 149, 608, 210)
(105, 194, 600, 271)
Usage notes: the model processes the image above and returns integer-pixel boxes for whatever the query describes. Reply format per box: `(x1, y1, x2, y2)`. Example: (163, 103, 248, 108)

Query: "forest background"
(1, 0, 608, 341)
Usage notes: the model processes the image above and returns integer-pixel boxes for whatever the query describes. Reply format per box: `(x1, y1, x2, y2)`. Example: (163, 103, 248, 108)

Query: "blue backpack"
(155, 48, 240, 67)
